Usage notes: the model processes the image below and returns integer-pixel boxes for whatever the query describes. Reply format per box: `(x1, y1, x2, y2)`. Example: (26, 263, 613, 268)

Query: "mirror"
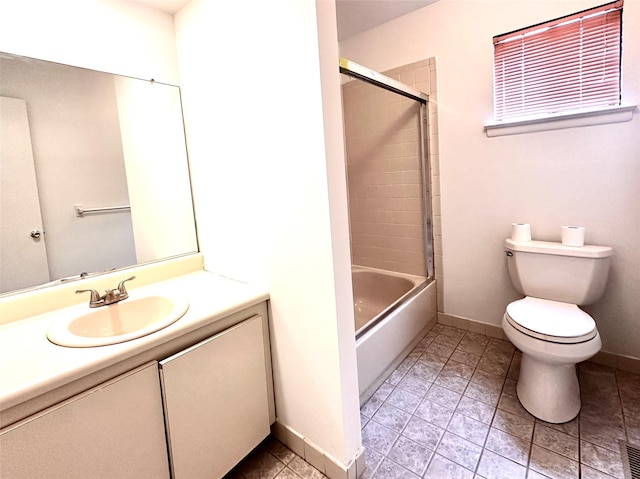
(0, 52, 198, 295)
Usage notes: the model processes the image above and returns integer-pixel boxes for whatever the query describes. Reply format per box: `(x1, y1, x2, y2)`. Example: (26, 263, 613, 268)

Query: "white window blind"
(493, 1, 623, 122)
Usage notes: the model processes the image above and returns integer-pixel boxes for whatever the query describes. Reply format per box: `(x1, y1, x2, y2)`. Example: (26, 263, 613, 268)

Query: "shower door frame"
(339, 58, 435, 280)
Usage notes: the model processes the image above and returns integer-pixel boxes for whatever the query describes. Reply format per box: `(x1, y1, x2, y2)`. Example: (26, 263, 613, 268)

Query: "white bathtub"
(353, 266, 437, 403)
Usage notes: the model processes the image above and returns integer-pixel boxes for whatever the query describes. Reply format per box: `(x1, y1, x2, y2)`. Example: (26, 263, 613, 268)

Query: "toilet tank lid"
(505, 239, 613, 258)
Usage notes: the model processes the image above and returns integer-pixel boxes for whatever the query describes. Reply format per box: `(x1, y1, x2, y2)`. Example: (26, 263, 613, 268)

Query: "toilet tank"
(505, 239, 613, 305)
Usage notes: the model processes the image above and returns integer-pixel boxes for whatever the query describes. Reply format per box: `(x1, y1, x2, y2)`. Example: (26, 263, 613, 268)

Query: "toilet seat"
(505, 297, 597, 344)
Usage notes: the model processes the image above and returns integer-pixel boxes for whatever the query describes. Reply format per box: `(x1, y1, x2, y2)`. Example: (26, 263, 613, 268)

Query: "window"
(493, 1, 623, 122)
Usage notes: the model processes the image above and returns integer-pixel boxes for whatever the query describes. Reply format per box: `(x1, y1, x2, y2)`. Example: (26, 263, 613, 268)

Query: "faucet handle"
(117, 276, 136, 295)
(76, 289, 102, 306)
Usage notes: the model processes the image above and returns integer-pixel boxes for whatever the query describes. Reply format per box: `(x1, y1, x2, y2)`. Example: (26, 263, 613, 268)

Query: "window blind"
(493, 1, 623, 122)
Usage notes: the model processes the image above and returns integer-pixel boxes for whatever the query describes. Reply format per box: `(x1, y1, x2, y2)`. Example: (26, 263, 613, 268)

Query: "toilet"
(502, 238, 613, 423)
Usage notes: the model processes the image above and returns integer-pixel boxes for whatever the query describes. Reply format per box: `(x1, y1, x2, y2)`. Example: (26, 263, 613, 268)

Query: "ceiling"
(135, 0, 436, 41)
(335, 0, 437, 40)
(136, 0, 190, 14)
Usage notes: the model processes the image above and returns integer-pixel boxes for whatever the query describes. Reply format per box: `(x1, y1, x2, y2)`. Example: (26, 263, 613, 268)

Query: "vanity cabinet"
(160, 314, 271, 479)
(0, 305, 274, 479)
(0, 362, 170, 479)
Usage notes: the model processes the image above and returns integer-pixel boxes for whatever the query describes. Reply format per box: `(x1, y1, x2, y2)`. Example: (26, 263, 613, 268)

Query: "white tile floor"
(227, 323, 640, 479)
(360, 324, 639, 479)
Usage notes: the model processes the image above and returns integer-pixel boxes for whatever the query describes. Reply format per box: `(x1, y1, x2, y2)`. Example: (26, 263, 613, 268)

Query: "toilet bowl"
(502, 297, 601, 423)
(503, 238, 613, 423)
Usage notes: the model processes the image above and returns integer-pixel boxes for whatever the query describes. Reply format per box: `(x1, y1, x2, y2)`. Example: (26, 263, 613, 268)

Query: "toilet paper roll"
(511, 223, 531, 242)
(562, 226, 585, 247)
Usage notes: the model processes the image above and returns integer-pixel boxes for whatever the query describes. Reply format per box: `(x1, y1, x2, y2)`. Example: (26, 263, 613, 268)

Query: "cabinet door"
(160, 315, 270, 479)
(0, 362, 170, 479)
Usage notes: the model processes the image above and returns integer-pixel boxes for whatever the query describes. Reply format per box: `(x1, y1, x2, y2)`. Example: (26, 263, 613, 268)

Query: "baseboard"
(437, 312, 640, 374)
(271, 420, 366, 479)
(590, 350, 640, 375)
(437, 312, 505, 340)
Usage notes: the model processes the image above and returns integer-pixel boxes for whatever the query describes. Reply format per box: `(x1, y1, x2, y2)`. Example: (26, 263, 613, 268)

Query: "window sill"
(484, 105, 636, 137)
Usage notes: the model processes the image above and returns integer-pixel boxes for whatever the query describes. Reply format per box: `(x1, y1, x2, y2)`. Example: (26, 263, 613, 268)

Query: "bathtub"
(353, 266, 437, 403)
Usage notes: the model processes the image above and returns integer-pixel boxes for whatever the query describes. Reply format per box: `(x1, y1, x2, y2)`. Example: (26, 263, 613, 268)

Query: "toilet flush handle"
(506, 251, 513, 257)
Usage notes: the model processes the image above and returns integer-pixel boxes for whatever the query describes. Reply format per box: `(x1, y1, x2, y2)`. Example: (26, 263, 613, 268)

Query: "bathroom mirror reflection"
(0, 52, 198, 295)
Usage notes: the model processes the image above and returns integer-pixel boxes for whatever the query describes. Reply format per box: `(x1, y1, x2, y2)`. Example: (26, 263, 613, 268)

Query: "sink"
(46, 294, 189, 347)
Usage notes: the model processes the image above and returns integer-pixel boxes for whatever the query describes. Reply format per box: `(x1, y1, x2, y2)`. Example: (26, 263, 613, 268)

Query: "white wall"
(340, 0, 640, 359)
(175, 0, 361, 467)
(316, 0, 363, 463)
(0, 0, 179, 83)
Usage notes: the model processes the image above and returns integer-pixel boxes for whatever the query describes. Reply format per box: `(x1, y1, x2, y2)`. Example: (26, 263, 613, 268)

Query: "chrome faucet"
(76, 276, 136, 308)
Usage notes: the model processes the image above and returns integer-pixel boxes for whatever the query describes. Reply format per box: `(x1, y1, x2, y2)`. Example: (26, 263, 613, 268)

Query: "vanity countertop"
(0, 270, 269, 414)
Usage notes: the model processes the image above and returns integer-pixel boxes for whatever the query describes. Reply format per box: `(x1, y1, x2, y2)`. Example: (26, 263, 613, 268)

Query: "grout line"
(577, 411, 582, 479)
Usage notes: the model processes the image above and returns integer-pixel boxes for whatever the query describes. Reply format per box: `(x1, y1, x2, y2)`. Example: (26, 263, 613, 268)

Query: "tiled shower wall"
(341, 59, 443, 306)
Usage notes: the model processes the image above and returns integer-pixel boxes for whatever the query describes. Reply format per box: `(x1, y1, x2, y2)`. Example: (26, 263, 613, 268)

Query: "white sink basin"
(47, 295, 189, 347)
